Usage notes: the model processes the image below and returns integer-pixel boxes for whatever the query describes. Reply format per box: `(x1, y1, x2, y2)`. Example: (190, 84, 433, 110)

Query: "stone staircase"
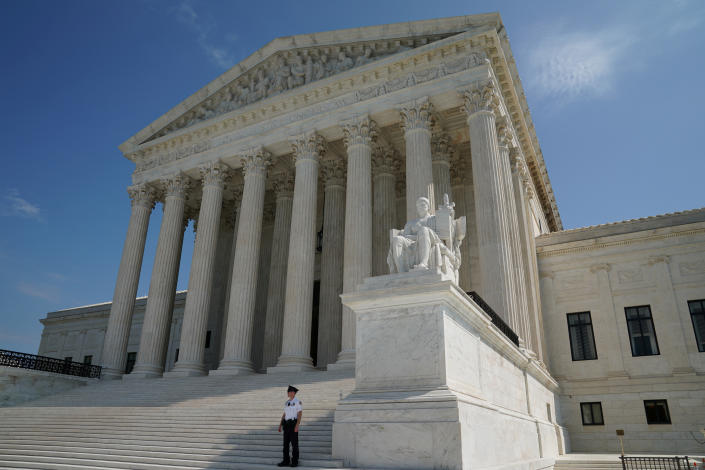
(0, 369, 355, 470)
(553, 455, 623, 470)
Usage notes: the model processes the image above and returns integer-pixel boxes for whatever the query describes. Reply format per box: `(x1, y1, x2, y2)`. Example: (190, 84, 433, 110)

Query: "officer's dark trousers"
(282, 419, 299, 464)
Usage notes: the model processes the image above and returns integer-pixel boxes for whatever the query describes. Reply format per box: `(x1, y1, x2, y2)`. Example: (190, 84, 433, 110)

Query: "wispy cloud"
(174, 1, 235, 69)
(1, 189, 43, 221)
(525, 27, 635, 105)
(16, 282, 60, 302)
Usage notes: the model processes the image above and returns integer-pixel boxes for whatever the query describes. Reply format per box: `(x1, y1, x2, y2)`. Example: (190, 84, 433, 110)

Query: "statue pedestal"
(333, 271, 568, 470)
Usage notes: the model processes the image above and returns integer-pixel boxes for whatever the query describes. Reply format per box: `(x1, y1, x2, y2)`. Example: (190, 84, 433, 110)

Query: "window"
(567, 312, 597, 361)
(125, 352, 136, 374)
(581, 402, 604, 425)
(83, 355, 92, 365)
(688, 299, 705, 352)
(205, 330, 211, 349)
(644, 400, 671, 424)
(625, 306, 660, 356)
(175, 348, 179, 362)
(63, 356, 72, 362)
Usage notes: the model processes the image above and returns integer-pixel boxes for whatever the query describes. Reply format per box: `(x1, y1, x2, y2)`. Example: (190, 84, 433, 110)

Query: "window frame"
(83, 355, 93, 365)
(687, 299, 705, 352)
(643, 399, 671, 425)
(566, 311, 598, 361)
(624, 305, 661, 357)
(580, 402, 604, 426)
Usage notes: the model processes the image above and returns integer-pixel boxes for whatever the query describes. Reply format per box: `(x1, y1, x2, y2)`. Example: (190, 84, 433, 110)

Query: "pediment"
(120, 14, 501, 151)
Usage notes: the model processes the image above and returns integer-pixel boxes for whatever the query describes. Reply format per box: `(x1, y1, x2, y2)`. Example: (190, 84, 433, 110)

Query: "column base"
(268, 355, 314, 374)
(328, 349, 355, 371)
(123, 369, 163, 380)
(100, 367, 123, 380)
(210, 360, 254, 376)
(163, 361, 207, 377)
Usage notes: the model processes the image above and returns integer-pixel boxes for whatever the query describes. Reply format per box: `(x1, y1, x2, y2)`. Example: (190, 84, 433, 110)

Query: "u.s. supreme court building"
(4, 13, 705, 470)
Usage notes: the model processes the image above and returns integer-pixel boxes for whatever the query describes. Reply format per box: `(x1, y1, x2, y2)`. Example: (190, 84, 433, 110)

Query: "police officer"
(277, 385, 302, 467)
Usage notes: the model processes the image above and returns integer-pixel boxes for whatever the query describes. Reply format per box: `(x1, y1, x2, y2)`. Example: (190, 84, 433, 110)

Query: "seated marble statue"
(387, 195, 466, 284)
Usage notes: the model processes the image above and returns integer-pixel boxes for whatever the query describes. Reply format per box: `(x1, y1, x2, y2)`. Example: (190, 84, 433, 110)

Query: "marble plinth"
(333, 271, 567, 470)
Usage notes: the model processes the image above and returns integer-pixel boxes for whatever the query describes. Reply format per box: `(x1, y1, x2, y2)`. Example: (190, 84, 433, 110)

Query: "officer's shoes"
(290, 463, 298, 468)
(276, 461, 289, 467)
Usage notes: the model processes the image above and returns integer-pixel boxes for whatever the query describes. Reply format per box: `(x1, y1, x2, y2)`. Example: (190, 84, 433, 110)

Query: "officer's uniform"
(279, 385, 302, 467)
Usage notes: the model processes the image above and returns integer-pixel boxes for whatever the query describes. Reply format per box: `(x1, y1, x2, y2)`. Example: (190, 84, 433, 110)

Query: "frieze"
(132, 50, 488, 176)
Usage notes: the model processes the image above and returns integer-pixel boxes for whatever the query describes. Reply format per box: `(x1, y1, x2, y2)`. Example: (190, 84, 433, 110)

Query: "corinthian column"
(168, 161, 229, 376)
(333, 116, 376, 369)
(101, 184, 156, 379)
(215, 149, 271, 375)
(450, 158, 472, 292)
(262, 169, 294, 369)
(219, 185, 242, 362)
(432, 134, 453, 206)
(400, 97, 434, 220)
(271, 132, 325, 373)
(129, 175, 190, 378)
(317, 157, 346, 368)
(461, 81, 518, 328)
(372, 144, 399, 276)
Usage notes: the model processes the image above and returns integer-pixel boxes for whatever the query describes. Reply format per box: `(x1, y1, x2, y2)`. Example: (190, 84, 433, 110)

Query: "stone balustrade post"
(400, 97, 434, 221)
(333, 117, 376, 369)
(317, 158, 346, 368)
(129, 175, 190, 378)
(215, 149, 271, 375)
(271, 132, 325, 372)
(101, 184, 156, 379)
(262, 170, 295, 369)
(167, 161, 229, 376)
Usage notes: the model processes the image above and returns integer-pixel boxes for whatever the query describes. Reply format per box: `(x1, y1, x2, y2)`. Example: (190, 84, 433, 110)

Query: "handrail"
(0, 349, 101, 379)
(620, 455, 692, 469)
(466, 291, 520, 347)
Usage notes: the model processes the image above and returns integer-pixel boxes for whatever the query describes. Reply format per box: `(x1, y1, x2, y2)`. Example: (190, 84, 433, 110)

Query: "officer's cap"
(287, 385, 298, 393)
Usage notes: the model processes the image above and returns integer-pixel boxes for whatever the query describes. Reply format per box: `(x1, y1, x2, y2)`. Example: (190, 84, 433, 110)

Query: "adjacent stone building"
(33, 12, 705, 459)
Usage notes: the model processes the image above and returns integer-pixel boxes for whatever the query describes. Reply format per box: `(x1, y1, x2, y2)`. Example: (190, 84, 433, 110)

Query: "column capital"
(240, 147, 272, 177)
(372, 144, 400, 177)
(271, 168, 295, 199)
(160, 173, 191, 200)
(495, 116, 513, 148)
(399, 96, 433, 133)
(511, 148, 534, 198)
(342, 116, 378, 149)
(199, 161, 230, 189)
(450, 157, 467, 187)
(431, 134, 453, 165)
(321, 157, 346, 189)
(127, 183, 157, 210)
(461, 80, 499, 117)
(290, 132, 326, 164)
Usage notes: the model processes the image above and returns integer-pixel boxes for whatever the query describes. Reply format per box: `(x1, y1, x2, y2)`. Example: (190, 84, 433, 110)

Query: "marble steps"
(553, 457, 622, 470)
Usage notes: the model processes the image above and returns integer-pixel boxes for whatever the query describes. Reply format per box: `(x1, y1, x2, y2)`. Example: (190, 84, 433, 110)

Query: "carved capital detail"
(450, 158, 467, 186)
(461, 80, 499, 117)
(271, 169, 295, 198)
(320, 157, 346, 188)
(342, 116, 377, 148)
(590, 263, 612, 273)
(372, 143, 400, 176)
(127, 184, 157, 210)
(495, 117, 512, 148)
(510, 148, 534, 198)
(161, 173, 191, 199)
(431, 134, 453, 164)
(291, 132, 326, 164)
(240, 147, 272, 177)
(399, 96, 433, 133)
(199, 161, 230, 188)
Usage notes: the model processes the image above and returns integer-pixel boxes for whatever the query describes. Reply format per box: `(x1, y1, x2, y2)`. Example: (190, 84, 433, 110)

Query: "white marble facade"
(34, 13, 705, 462)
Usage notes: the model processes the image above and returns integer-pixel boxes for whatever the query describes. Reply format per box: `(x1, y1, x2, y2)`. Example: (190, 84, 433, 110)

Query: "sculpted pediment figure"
(387, 195, 466, 284)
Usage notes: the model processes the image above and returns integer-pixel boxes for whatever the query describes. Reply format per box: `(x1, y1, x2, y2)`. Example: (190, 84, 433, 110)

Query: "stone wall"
(0, 366, 94, 407)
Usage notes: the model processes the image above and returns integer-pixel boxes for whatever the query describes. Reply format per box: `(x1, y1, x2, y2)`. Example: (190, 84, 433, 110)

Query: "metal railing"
(0, 349, 101, 378)
(620, 456, 693, 469)
(466, 291, 520, 346)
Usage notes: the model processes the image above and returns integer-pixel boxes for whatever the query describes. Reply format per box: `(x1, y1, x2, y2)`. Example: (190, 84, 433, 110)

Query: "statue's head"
(415, 197, 430, 216)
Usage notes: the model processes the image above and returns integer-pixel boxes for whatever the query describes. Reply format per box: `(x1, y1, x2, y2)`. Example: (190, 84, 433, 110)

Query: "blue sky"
(1, 0, 704, 353)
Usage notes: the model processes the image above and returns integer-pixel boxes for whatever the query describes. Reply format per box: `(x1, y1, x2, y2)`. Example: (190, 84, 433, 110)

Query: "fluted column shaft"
(130, 176, 189, 378)
(450, 162, 471, 291)
(317, 159, 346, 368)
(432, 135, 452, 206)
(335, 117, 375, 367)
(216, 150, 271, 374)
(372, 149, 398, 276)
(168, 162, 228, 376)
(101, 184, 155, 379)
(272, 133, 325, 372)
(219, 187, 242, 362)
(463, 82, 518, 327)
(401, 98, 434, 221)
(262, 172, 294, 368)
